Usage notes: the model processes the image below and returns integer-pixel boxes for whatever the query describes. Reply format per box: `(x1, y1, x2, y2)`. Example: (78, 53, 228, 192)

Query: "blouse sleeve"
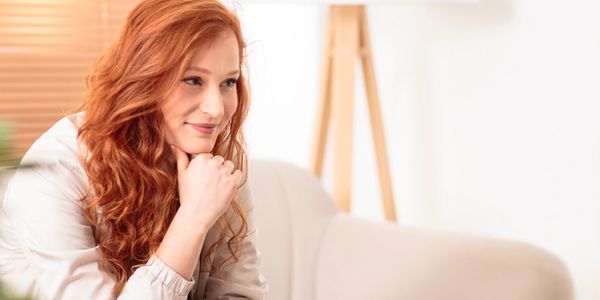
(199, 182, 269, 300)
(3, 158, 195, 299)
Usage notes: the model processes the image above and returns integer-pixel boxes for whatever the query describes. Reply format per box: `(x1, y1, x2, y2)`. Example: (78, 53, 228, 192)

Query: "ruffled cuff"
(144, 255, 196, 296)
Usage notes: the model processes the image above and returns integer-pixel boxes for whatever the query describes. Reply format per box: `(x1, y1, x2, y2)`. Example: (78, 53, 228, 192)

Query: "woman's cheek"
(163, 124, 176, 144)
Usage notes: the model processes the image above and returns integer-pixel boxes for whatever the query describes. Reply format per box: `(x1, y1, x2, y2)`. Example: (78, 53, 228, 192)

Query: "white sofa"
(248, 159, 574, 300)
(0, 161, 575, 300)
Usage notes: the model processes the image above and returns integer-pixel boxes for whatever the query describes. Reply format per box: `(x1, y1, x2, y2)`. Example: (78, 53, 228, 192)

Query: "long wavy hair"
(77, 0, 249, 296)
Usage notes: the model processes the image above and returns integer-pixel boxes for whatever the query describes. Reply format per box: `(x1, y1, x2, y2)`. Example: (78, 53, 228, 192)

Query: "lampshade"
(238, 0, 478, 4)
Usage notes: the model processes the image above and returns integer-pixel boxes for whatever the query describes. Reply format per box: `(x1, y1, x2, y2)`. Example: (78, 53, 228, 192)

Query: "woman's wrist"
(155, 208, 211, 280)
(176, 203, 216, 234)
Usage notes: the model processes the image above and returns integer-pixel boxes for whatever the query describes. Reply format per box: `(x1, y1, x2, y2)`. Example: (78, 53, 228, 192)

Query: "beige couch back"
(249, 160, 339, 300)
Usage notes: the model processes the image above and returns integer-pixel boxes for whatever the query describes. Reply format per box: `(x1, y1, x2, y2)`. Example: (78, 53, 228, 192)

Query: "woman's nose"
(199, 85, 224, 119)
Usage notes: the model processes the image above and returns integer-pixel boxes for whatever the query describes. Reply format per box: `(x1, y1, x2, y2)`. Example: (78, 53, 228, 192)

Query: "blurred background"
(0, 0, 599, 299)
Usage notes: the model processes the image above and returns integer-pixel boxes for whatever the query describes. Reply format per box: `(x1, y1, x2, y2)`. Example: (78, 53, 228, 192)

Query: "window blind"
(0, 0, 139, 162)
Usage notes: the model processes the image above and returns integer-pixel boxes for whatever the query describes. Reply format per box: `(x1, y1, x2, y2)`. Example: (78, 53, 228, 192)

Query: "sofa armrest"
(315, 214, 573, 300)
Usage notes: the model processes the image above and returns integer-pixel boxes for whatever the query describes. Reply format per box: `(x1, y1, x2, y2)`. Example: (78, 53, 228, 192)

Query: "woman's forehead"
(186, 33, 240, 74)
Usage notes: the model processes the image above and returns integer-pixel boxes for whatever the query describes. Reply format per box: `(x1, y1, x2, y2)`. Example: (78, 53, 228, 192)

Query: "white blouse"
(0, 115, 268, 299)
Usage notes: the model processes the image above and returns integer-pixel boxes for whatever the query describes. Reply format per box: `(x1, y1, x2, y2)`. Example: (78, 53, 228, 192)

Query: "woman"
(0, 0, 268, 299)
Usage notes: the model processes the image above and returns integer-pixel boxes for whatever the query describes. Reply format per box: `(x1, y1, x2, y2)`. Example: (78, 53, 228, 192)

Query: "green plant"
(0, 124, 30, 300)
(0, 123, 17, 168)
(0, 282, 29, 300)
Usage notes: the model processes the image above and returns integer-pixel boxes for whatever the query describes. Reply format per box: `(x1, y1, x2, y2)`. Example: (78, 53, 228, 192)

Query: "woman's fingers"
(222, 160, 235, 174)
(212, 155, 225, 165)
(171, 146, 243, 226)
(173, 147, 241, 196)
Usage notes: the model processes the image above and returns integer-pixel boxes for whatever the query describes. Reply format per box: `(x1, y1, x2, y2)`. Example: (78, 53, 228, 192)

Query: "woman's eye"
(221, 78, 238, 89)
(183, 77, 202, 86)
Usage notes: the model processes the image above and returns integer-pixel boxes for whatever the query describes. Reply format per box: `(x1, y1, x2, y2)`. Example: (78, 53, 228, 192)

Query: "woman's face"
(162, 32, 240, 155)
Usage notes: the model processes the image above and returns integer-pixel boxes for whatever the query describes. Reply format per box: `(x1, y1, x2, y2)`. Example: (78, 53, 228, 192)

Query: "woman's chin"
(182, 145, 214, 156)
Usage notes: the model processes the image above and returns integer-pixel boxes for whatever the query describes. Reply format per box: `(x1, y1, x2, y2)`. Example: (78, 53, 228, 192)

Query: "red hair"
(77, 0, 249, 296)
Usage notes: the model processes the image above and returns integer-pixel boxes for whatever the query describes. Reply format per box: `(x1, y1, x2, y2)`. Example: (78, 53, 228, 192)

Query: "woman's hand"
(171, 144, 243, 229)
(155, 145, 242, 280)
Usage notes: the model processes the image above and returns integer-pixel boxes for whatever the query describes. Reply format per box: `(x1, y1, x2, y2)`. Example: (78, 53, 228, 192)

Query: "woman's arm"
(197, 181, 269, 300)
(155, 145, 243, 281)
(153, 207, 211, 280)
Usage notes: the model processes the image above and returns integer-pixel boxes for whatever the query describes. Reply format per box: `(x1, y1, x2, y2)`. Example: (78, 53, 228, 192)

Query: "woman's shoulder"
(20, 112, 84, 167)
(7, 113, 89, 201)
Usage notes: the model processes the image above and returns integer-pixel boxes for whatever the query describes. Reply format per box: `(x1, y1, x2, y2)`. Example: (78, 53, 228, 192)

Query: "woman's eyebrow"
(186, 66, 240, 77)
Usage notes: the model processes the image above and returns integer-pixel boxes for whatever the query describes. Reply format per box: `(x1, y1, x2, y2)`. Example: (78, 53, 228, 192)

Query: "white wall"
(235, 0, 600, 299)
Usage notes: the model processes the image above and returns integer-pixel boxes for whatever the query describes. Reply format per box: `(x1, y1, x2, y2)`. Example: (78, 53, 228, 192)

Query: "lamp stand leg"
(329, 5, 360, 212)
(358, 6, 397, 221)
(310, 3, 334, 179)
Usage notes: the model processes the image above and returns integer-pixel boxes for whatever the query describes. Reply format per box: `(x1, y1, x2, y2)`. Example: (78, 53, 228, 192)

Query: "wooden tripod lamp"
(310, 0, 477, 221)
(311, 4, 396, 220)
(239, 0, 478, 222)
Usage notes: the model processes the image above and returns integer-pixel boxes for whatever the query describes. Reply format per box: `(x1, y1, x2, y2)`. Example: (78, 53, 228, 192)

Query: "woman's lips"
(186, 122, 216, 134)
